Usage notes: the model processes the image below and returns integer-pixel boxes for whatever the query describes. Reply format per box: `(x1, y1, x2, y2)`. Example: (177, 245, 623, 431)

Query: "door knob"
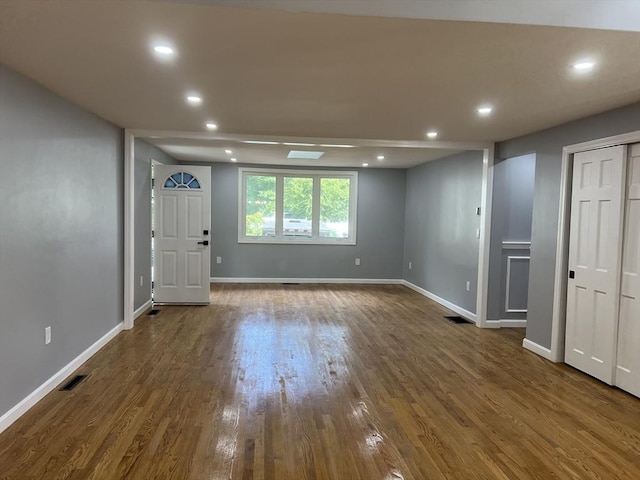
(197, 240, 209, 246)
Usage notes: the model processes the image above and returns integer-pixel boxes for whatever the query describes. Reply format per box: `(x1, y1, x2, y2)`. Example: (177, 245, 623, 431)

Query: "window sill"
(238, 238, 356, 246)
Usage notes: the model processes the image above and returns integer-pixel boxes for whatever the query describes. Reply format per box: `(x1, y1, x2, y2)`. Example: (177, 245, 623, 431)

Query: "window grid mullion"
(275, 175, 284, 239)
(349, 177, 356, 240)
(242, 173, 250, 237)
(311, 175, 321, 240)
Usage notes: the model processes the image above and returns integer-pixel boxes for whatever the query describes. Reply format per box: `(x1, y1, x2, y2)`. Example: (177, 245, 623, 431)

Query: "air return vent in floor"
(445, 315, 473, 324)
(60, 375, 87, 391)
(147, 309, 161, 316)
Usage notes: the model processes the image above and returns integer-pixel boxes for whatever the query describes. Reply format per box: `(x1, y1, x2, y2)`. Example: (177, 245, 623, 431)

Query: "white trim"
(402, 280, 477, 324)
(522, 338, 556, 362)
(127, 129, 491, 152)
(476, 144, 495, 328)
(124, 130, 135, 330)
(505, 255, 530, 313)
(486, 319, 527, 328)
(239, 166, 358, 177)
(0, 322, 124, 435)
(211, 277, 403, 284)
(134, 299, 153, 319)
(502, 241, 531, 250)
(153, 302, 210, 306)
(124, 129, 493, 335)
(550, 130, 640, 363)
(237, 238, 357, 245)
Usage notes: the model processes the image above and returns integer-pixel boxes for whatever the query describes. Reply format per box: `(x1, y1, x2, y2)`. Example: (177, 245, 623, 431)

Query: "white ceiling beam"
(128, 129, 492, 151)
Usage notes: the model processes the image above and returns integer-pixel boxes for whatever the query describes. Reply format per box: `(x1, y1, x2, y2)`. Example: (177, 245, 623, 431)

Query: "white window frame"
(238, 167, 358, 245)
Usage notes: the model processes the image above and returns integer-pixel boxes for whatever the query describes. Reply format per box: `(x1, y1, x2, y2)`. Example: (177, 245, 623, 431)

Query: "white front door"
(153, 165, 211, 304)
(565, 145, 626, 384)
(616, 143, 640, 396)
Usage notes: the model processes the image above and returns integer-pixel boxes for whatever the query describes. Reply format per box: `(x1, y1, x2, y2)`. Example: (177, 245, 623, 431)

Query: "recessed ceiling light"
(319, 144, 355, 148)
(377, 155, 385, 160)
(224, 149, 233, 154)
(186, 94, 202, 105)
(243, 140, 280, 145)
(283, 142, 317, 147)
(426, 131, 438, 139)
(153, 45, 174, 55)
(477, 105, 493, 116)
(573, 60, 595, 72)
(362, 163, 369, 167)
(205, 122, 217, 130)
(230, 158, 237, 162)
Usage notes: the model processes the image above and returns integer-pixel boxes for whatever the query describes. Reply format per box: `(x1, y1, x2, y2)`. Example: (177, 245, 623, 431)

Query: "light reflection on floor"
(232, 314, 350, 409)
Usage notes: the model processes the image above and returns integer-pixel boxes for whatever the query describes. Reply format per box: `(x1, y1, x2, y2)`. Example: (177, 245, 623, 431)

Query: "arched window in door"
(163, 172, 201, 189)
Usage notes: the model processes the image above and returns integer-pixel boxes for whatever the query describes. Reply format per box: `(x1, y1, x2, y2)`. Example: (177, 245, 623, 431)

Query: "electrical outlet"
(139, 275, 144, 287)
(45, 326, 51, 345)
(355, 258, 360, 266)
(409, 261, 412, 270)
(216, 256, 222, 264)
(466, 281, 470, 291)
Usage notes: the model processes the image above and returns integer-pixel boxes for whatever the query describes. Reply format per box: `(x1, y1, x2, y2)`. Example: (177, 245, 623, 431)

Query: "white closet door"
(565, 145, 626, 384)
(616, 143, 640, 397)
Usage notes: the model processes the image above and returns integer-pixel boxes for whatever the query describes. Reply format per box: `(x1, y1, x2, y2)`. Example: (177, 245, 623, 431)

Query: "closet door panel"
(565, 145, 626, 384)
(616, 143, 640, 397)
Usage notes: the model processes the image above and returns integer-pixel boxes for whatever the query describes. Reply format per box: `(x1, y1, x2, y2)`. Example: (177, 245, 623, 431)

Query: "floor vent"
(282, 283, 301, 285)
(60, 375, 87, 391)
(445, 315, 472, 324)
(147, 309, 161, 316)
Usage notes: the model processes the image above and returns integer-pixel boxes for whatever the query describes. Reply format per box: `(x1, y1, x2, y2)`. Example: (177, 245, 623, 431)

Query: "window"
(163, 171, 201, 189)
(239, 168, 358, 244)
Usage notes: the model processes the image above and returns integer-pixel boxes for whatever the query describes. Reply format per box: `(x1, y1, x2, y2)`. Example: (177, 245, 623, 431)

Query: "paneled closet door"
(615, 143, 640, 397)
(565, 145, 626, 384)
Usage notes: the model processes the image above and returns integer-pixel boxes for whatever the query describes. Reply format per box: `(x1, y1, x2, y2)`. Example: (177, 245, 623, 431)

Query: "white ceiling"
(1, 0, 639, 168)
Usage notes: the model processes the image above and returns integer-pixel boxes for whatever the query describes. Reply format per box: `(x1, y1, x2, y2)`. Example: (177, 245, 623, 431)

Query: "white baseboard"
(210, 277, 403, 285)
(402, 280, 477, 324)
(0, 322, 124, 435)
(485, 319, 528, 328)
(523, 338, 560, 362)
(133, 299, 153, 320)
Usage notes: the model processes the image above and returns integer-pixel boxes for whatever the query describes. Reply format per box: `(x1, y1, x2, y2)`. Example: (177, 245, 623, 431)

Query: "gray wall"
(0, 64, 123, 417)
(207, 163, 406, 279)
(487, 153, 535, 320)
(133, 139, 175, 311)
(403, 150, 484, 314)
(497, 101, 640, 348)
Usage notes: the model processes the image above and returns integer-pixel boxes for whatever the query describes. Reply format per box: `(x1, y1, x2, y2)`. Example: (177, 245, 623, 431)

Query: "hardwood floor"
(1, 284, 639, 479)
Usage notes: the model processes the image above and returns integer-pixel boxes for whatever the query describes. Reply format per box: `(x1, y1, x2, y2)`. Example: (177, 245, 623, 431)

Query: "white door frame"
(123, 129, 495, 330)
(124, 130, 135, 330)
(150, 158, 164, 302)
(476, 145, 496, 328)
(549, 130, 640, 362)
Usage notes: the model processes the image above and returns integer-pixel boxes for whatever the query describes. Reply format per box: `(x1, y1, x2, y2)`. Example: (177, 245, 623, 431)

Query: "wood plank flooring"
(1, 284, 639, 479)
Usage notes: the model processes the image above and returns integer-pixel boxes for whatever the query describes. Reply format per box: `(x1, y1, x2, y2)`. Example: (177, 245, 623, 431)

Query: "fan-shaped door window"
(163, 172, 201, 189)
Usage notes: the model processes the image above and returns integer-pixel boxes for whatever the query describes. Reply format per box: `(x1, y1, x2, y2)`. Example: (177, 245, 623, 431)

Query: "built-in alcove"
(487, 153, 536, 326)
